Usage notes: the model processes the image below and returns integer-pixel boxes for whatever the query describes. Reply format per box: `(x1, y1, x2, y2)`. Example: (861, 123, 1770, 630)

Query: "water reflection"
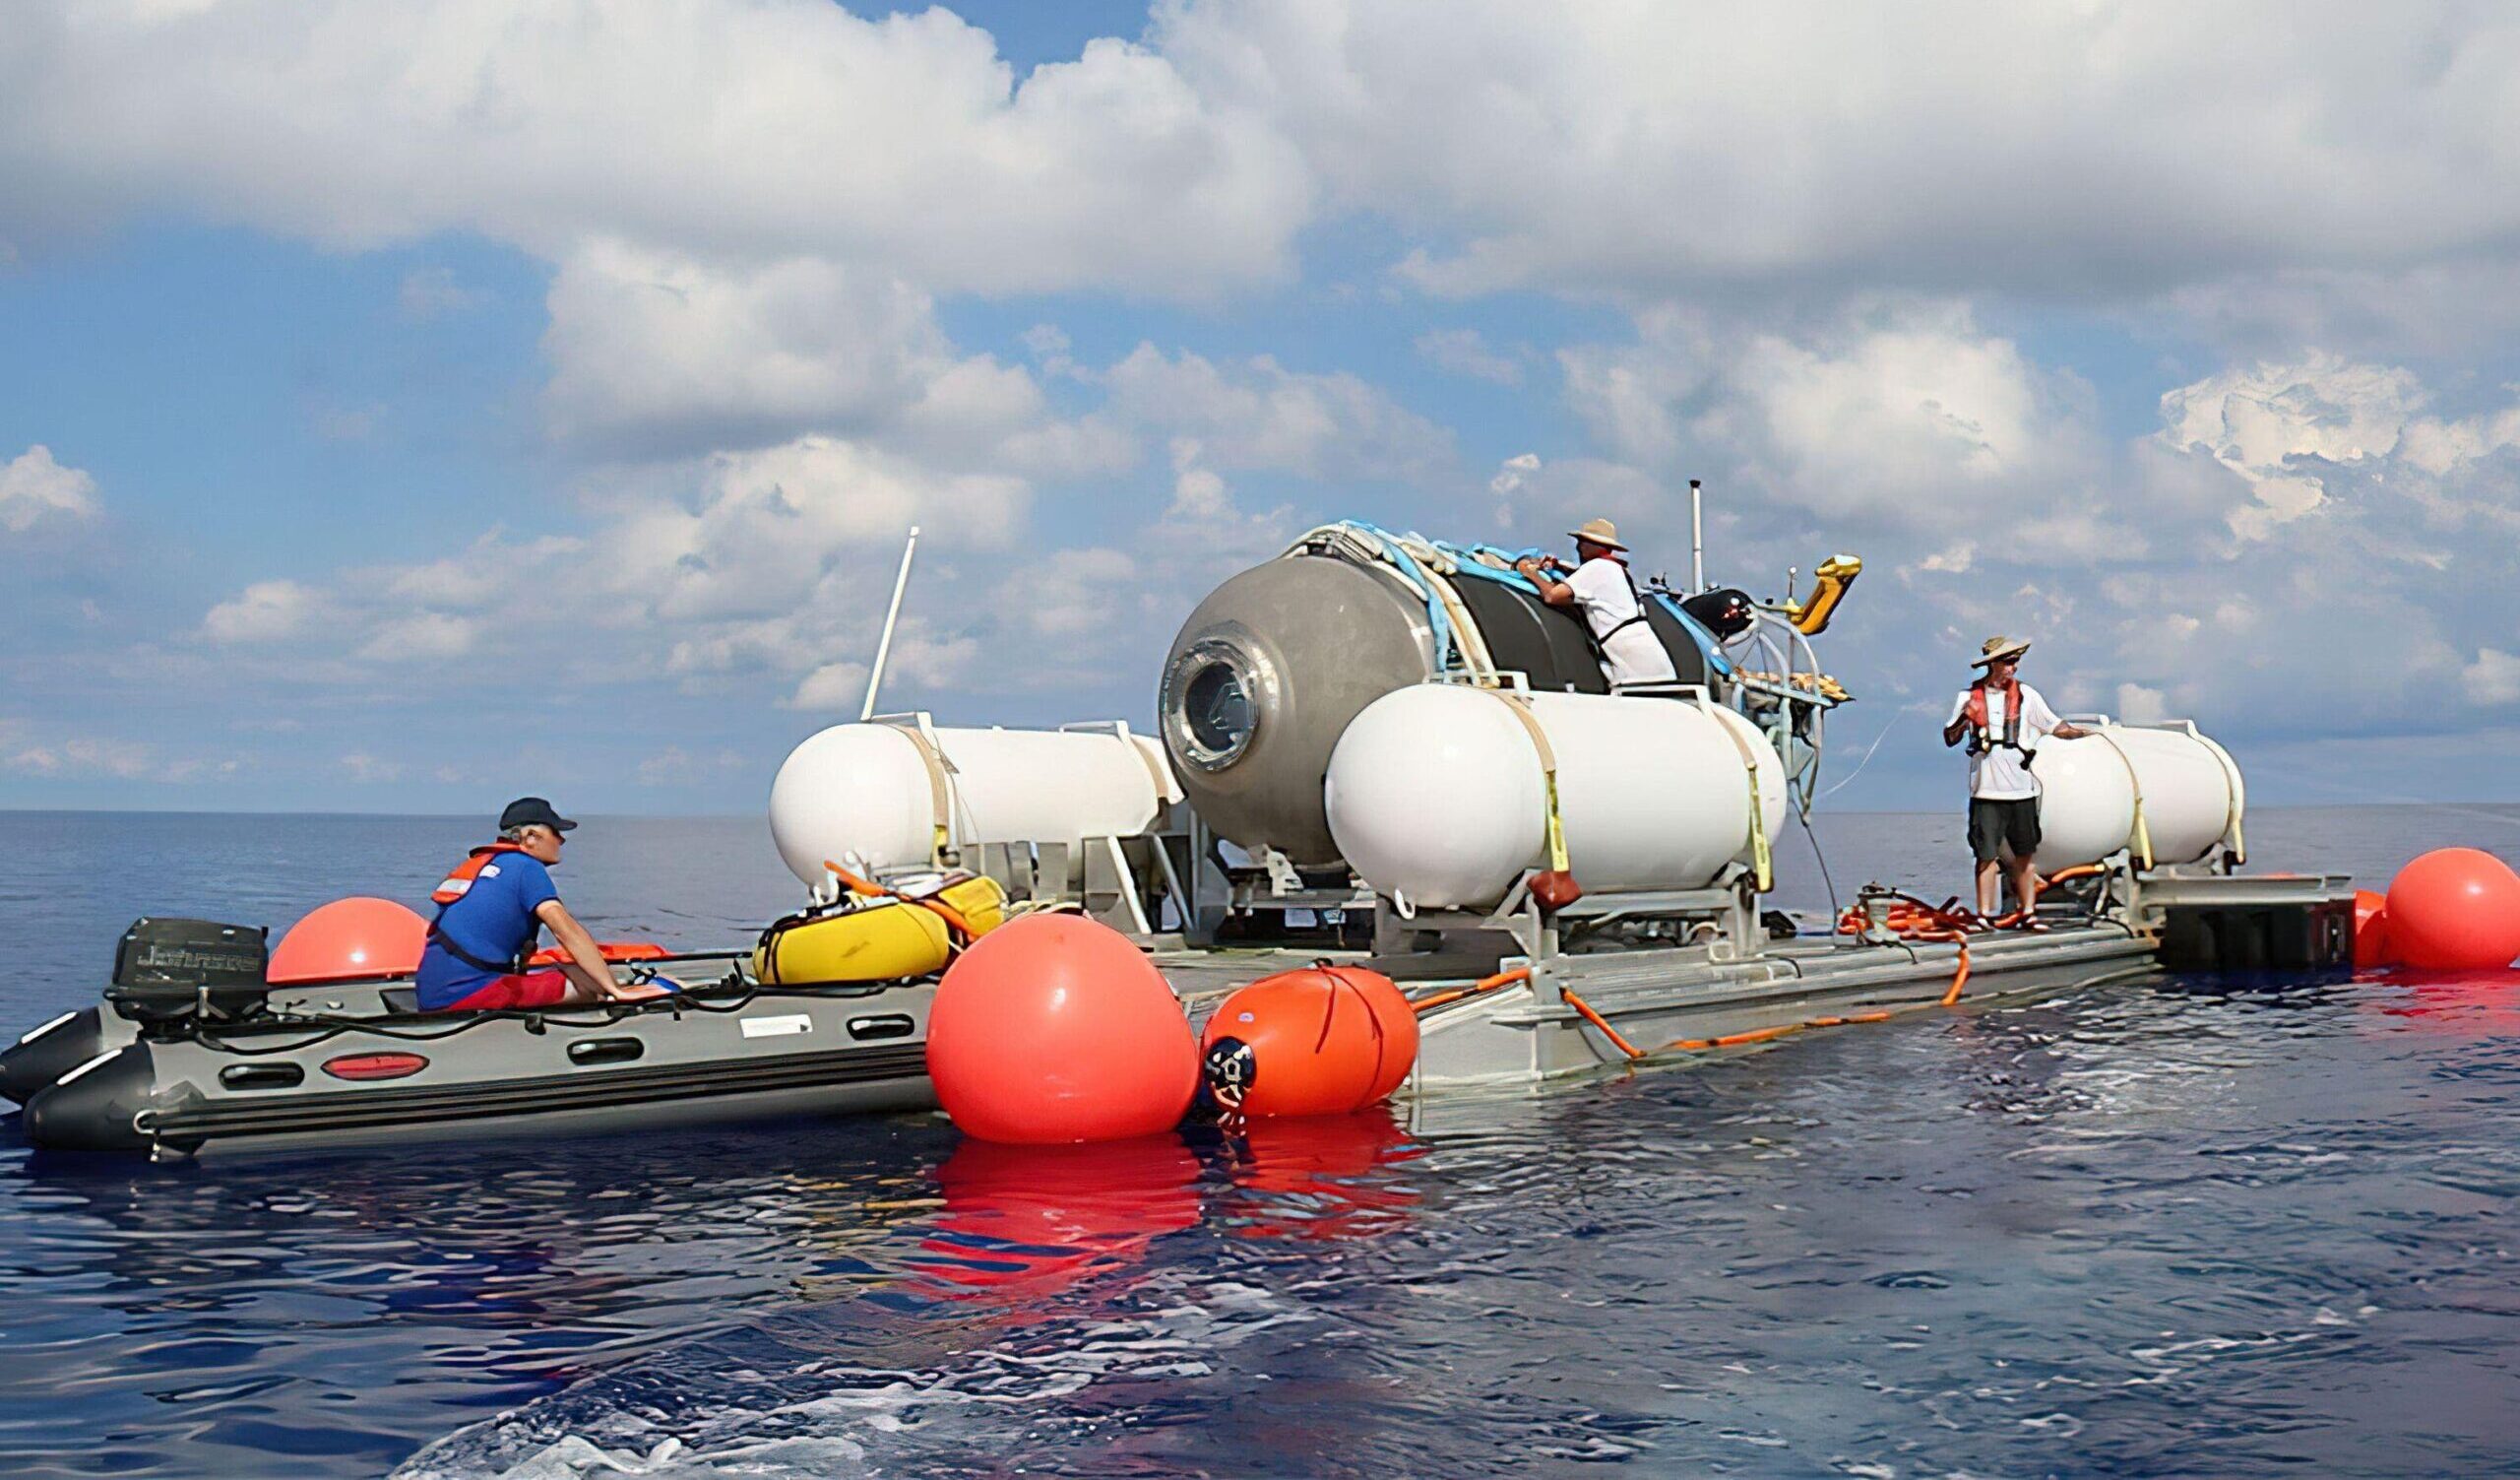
(907, 1133, 1204, 1301)
(1218, 1107, 1426, 1242)
(1, 1119, 952, 1479)
(11, 811, 2520, 1476)
(2363, 972, 2520, 1038)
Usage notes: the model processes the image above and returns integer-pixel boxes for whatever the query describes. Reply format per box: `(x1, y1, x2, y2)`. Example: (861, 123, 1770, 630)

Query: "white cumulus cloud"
(201, 579, 321, 644)
(1162, 0, 2520, 319)
(0, 444, 99, 533)
(2, 0, 1311, 297)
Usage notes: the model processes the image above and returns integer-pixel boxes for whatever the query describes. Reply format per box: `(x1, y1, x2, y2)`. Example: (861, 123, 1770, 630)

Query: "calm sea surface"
(0, 806, 2515, 1477)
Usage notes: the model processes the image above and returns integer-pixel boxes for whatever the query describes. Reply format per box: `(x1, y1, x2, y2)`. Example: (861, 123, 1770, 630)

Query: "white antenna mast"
(1689, 479, 1705, 593)
(859, 525, 920, 722)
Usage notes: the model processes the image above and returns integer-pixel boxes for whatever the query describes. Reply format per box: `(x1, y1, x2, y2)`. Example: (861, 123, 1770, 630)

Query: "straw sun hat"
(1972, 635, 2032, 668)
(1566, 517, 1627, 550)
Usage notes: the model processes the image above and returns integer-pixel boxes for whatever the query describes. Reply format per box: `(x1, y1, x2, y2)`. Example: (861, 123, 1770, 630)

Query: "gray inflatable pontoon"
(1, 953, 936, 1160)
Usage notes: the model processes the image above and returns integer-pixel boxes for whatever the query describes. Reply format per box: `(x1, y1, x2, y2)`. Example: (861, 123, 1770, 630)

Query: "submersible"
(1157, 522, 1746, 869)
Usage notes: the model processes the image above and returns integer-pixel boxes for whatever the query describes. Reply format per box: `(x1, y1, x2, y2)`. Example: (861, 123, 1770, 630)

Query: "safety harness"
(1962, 676, 2034, 763)
(426, 843, 538, 976)
(1590, 556, 1654, 646)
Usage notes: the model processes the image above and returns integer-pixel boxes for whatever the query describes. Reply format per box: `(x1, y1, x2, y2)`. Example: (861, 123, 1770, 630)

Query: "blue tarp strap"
(1334, 521, 1459, 675)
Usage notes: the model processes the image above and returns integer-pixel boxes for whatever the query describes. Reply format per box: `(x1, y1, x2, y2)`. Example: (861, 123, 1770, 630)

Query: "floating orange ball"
(2351, 888, 2396, 969)
(926, 913, 1198, 1144)
(1200, 965, 1420, 1119)
(267, 896, 428, 984)
(2385, 848, 2520, 972)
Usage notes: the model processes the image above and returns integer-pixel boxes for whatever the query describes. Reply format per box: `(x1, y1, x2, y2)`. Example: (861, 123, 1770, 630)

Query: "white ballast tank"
(769, 722, 1181, 887)
(1324, 685, 1788, 911)
(2032, 722, 2245, 869)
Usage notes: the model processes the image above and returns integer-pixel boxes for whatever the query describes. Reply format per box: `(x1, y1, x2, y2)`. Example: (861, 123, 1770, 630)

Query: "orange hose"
(1410, 966, 1531, 1015)
(1712, 1023, 1800, 1048)
(1417, 866, 2028, 1061)
(1559, 988, 1643, 1059)
(1651, 946, 1964, 1057)
(824, 860, 975, 941)
(1836, 864, 2103, 940)
(1938, 938, 1971, 1005)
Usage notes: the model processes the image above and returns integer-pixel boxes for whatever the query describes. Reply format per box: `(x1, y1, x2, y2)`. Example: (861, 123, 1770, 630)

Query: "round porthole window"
(1163, 638, 1267, 772)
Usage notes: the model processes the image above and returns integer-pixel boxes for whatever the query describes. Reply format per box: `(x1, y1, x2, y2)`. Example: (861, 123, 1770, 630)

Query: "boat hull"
(16, 983, 938, 1159)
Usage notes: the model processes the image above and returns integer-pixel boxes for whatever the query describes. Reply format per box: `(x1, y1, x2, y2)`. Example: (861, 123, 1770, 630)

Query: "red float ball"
(2351, 888, 2396, 969)
(2384, 848, 2520, 972)
(267, 896, 428, 984)
(926, 913, 1198, 1144)
(1200, 965, 1421, 1119)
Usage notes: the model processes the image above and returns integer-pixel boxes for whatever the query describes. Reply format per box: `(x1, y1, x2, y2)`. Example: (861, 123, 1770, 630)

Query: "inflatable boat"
(2, 923, 953, 1161)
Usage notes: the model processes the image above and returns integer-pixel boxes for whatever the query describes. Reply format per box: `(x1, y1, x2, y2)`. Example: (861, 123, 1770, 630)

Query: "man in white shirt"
(1515, 517, 1678, 690)
(1943, 636, 2091, 924)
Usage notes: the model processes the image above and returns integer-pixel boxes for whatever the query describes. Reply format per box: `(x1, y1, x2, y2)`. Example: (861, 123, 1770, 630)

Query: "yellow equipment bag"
(752, 874, 1007, 985)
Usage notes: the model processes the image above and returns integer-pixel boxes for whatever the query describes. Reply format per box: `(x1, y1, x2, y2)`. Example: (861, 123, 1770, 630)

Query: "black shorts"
(1969, 797, 2042, 863)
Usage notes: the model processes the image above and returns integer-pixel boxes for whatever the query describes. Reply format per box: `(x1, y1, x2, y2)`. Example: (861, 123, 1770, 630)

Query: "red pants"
(441, 968, 576, 1012)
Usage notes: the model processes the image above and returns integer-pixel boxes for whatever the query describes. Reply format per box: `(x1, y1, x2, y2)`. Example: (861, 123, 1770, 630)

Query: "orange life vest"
(1963, 676, 2028, 756)
(426, 843, 540, 976)
(431, 843, 530, 906)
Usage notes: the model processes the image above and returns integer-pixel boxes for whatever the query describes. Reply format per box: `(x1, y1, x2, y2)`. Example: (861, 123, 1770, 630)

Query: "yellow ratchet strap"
(1488, 691, 1570, 872)
(1707, 709, 1775, 893)
(2091, 728, 2156, 870)
(889, 723, 958, 866)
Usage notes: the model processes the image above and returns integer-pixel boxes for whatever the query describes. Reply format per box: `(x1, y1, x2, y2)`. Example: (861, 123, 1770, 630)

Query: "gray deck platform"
(1153, 915, 2162, 1096)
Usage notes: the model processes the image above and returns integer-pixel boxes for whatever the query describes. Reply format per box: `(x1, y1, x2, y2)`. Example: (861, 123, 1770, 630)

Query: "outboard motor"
(104, 918, 271, 1032)
(1, 917, 267, 1115)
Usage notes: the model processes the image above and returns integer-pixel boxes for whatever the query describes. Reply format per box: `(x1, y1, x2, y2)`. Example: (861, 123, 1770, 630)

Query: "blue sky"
(5, 1, 2519, 815)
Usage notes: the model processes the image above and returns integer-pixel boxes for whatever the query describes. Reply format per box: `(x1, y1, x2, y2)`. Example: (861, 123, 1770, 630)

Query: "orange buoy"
(2351, 888, 2396, 969)
(2385, 848, 2520, 972)
(1199, 965, 1420, 1119)
(266, 896, 428, 984)
(926, 913, 1198, 1144)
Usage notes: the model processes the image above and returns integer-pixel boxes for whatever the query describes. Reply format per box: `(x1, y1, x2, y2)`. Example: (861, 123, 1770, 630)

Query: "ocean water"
(0, 806, 2515, 1477)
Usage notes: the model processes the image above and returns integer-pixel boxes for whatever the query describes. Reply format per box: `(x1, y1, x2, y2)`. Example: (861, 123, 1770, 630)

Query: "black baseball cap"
(499, 797, 578, 833)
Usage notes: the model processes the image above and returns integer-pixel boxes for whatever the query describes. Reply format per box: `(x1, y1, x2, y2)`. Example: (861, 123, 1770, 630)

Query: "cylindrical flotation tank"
(1323, 685, 1788, 911)
(2033, 723, 2244, 869)
(768, 724, 1179, 887)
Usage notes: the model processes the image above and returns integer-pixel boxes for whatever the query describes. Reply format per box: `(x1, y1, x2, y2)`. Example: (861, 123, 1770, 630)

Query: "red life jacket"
(1963, 676, 2028, 755)
(431, 842, 530, 905)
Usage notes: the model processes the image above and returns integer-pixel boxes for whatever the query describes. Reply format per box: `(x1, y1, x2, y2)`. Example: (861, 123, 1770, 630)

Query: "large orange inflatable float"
(926, 913, 1199, 1144)
(266, 897, 428, 984)
(2351, 888, 2396, 969)
(1199, 964, 1419, 1119)
(2385, 848, 2520, 971)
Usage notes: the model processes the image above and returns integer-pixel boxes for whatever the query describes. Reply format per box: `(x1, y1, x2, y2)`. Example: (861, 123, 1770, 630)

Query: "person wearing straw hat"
(1943, 637, 2090, 924)
(1516, 517, 1678, 690)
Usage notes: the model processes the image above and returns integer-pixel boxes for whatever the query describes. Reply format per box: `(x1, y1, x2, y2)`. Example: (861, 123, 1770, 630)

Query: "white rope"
(1818, 707, 1912, 800)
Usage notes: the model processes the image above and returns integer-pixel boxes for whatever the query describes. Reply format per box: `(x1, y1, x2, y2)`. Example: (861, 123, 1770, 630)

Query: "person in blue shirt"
(415, 798, 642, 1012)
